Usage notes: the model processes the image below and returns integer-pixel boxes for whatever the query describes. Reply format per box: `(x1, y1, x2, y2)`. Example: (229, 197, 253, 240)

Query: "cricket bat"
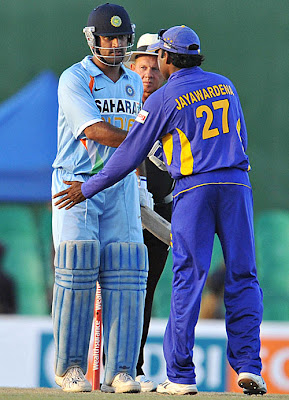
(140, 205, 171, 246)
(91, 207, 171, 390)
(92, 282, 102, 390)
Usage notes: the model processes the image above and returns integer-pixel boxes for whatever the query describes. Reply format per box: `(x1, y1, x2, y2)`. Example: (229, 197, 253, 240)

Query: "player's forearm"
(82, 133, 147, 198)
(81, 161, 135, 198)
(82, 115, 160, 198)
(84, 121, 127, 147)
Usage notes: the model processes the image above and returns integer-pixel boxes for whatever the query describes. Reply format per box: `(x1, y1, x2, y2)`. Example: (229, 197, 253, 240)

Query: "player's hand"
(53, 180, 86, 210)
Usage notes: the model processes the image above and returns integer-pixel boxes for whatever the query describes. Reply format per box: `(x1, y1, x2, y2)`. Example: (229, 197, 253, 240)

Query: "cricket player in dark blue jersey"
(54, 25, 266, 395)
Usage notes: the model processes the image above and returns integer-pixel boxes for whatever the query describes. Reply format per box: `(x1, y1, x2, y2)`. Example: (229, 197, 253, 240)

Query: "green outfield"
(0, 388, 289, 400)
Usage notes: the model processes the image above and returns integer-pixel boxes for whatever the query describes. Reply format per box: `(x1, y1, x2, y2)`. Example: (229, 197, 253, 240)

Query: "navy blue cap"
(148, 25, 201, 55)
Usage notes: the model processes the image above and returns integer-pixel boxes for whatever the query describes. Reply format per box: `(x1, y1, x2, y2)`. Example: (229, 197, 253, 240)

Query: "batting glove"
(137, 176, 154, 210)
(147, 140, 167, 171)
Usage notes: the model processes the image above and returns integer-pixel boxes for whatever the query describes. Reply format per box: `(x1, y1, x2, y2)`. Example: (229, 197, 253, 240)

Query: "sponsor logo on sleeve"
(136, 110, 149, 124)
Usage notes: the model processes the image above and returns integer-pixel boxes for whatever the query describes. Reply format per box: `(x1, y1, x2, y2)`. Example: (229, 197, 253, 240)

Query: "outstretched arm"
(53, 93, 168, 209)
(53, 121, 153, 210)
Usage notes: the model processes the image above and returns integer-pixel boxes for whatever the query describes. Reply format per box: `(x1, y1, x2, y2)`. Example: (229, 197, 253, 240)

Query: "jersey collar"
(81, 56, 129, 79)
(168, 66, 201, 81)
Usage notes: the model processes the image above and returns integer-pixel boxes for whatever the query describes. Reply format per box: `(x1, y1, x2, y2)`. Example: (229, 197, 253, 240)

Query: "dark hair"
(161, 49, 205, 68)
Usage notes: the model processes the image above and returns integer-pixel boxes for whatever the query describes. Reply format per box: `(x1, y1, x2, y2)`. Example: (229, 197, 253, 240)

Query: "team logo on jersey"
(111, 16, 122, 27)
(125, 85, 135, 97)
(136, 109, 149, 124)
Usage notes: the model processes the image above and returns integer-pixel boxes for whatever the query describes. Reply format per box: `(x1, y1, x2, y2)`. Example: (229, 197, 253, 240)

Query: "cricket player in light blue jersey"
(54, 25, 267, 395)
(51, 3, 149, 393)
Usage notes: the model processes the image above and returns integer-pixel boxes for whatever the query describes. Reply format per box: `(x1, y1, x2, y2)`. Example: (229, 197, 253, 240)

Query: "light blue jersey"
(53, 56, 143, 175)
(52, 56, 144, 251)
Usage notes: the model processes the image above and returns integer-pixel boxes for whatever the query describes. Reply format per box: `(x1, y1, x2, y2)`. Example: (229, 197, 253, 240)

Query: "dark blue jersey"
(153, 67, 250, 179)
(82, 66, 250, 198)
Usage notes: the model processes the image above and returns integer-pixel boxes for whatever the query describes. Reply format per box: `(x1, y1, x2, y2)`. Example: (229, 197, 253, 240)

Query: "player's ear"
(165, 51, 171, 65)
(130, 63, 136, 71)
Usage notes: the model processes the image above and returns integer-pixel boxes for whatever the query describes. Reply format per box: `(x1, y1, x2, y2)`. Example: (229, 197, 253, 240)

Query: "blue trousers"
(164, 172, 263, 384)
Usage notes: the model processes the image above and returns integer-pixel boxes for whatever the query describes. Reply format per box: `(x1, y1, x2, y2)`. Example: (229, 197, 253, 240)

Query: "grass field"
(0, 388, 289, 400)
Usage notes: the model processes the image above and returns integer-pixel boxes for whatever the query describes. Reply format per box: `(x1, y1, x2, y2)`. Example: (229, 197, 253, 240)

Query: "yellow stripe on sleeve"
(162, 133, 173, 166)
(176, 128, 194, 175)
